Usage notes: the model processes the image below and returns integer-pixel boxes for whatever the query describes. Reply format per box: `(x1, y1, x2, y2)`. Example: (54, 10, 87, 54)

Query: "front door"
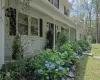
(46, 22, 54, 49)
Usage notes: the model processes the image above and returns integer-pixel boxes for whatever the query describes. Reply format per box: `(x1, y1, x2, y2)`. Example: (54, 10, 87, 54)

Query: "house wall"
(70, 27, 76, 41)
(59, 0, 71, 15)
(4, 0, 48, 61)
(4, 0, 82, 61)
(0, 0, 5, 69)
(4, 0, 72, 61)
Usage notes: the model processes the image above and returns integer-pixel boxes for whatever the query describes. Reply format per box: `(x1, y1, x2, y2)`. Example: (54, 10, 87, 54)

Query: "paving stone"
(93, 56, 100, 59)
(66, 78, 70, 80)
(71, 65, 76, 71)
(83, 53, 93, 56)
(68, 71, 75, 78)
(66, 78, 75, 80)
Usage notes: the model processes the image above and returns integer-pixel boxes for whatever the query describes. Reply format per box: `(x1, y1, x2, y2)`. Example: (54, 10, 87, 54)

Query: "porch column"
(76, 29, 80, 41)
(0, 0, 5, 69)
(53, 19, 55, 49)
(69, 27, 70, 42)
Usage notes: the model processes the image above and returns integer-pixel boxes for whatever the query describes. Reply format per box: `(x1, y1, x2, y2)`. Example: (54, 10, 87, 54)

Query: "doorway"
(46, 22, 54, 49)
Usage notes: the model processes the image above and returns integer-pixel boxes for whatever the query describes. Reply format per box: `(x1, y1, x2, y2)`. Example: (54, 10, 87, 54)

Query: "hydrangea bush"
(0, 40, 91, 80)
(33, 50, 67, 80)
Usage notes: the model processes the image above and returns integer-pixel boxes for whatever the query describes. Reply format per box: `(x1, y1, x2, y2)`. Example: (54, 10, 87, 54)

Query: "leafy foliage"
(56, 32, 69, 49)
(34, 50, 67, 80)
(78, 40, 91, 51)
(12, 35, 23, 60)
(70, 41, 83, 56)
(0, 39, 91, 80)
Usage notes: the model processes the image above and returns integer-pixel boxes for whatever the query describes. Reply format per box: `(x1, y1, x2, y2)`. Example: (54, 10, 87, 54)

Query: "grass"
(91, 44, 100, 56)
(76, 44, 100, 80)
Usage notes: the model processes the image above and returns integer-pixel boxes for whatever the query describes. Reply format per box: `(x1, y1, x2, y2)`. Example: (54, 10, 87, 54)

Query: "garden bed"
(0, 40, 91, 80)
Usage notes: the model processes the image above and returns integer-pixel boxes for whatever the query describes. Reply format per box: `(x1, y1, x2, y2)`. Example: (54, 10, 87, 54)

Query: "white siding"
(0, 0, 4, 69)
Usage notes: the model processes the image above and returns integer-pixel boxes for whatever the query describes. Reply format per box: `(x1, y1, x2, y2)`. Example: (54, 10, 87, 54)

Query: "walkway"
(93, 56, 100, 59)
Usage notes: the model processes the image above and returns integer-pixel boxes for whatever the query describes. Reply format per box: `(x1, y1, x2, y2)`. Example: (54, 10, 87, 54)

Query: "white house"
(0, 0, 85, 69)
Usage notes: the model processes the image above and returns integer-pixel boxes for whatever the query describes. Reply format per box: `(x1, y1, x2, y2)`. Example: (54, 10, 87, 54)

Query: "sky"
(68, 0, 95, 17)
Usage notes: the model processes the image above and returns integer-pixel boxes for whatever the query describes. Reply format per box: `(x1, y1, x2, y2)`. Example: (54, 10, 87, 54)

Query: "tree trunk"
(96, 0, 99, 43)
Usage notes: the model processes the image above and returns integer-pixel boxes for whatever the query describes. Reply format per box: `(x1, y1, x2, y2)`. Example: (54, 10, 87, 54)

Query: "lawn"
(76, 44, 100, 80)
(91, 44, 100, 56)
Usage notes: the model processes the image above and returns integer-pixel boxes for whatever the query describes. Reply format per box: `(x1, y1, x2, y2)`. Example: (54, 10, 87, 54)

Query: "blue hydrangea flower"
(61, 77, 65, 80)
(74, 52, 77, 56)
(79, 50, 80, 51)
(76, 55, 80, 59)
(50, 64, 55, 69)
(46, 76, 49, 80)
(58, 66, 64, 71)
(56, 61, 60, 65)
(38, 69, 43, 74)
(45, 63, 50, 68)
(74, 52, 80, 59)
(66, 67, 70, 71)
(63, 51, 68, 54)
(45, 60, 49, 64)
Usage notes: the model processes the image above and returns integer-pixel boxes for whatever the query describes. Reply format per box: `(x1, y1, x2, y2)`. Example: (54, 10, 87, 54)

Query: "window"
(53, 0, 59, 8)
(48, 0, 53, 4)
(61, 27, 64, 32)
(31, 17, 38, 36)
(5, 8, 16, 36)
(48, 0, 59, 9)
(18, 13, 28, 35)
(64, 6, 69, 16)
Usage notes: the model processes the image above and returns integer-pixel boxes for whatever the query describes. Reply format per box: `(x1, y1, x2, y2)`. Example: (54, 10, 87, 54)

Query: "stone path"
(83, 52, 100, 59)
(93, 56, 100, 59)
(83, 52, 93, 56)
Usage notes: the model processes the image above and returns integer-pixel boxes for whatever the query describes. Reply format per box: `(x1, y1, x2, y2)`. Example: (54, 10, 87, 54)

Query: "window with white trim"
(53, 0, 59, 8)
(31, 17, 38, 36)
(18, 12, 28, 35)
(48, 0, 59, 9)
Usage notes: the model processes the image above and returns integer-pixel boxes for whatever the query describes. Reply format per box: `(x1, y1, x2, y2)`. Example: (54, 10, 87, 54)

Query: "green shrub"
(33, 49, 68, 80)
(0, 72, 4, 80)
(56, 32, 69, 49)
(78, 40, 91, 51)
(59, 43, 80, 64)
(1, 39, 91, 80)
(59, 43, 73, 54)
(12, 35, 23, 60)
(70, 41, 83, 56)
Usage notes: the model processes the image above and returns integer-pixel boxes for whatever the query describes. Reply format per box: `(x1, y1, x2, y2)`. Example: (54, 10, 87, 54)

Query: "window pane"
(61, 27, 64, 32)
(18, 13, 28, 25)
(18, 13, 28, 35)
(64, 6, 69, 16)
(18, 24, 28, 35)
(31, 17, 38, 36)
(48, 0, 53, 4)
(53, 0, 59, 8)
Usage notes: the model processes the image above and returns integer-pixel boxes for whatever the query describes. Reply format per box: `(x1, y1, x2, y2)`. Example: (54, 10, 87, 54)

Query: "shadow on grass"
(75, 55, 89, 80)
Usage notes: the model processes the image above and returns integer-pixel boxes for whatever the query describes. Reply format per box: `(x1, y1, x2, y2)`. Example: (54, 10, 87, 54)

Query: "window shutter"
(6, 7, 16, 36)
(40, 19, 43, 37)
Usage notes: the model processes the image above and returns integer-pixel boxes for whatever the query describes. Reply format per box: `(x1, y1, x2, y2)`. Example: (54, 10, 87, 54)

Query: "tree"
(80, 0, 94, 36)
(92, 0, 100, 43)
